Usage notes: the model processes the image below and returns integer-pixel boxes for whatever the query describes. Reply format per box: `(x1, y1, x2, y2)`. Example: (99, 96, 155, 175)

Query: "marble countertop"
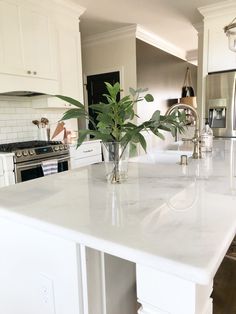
(0, 152, 14, 156)
(0, 139, 235, 284)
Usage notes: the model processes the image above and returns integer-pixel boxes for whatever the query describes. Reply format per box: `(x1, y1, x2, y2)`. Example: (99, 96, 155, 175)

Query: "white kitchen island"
(0, 139, 236, 314)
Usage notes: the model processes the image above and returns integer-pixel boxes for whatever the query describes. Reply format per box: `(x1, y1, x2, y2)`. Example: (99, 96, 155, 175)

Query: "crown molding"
(23, 0, 86, 18)
(186, 50, 198, 65)
(136, 25, 186, 61)
(53, 0, 86, 16)
(198, 0, 236, 19)
(82, 24, 189, 61)
(82, 25, 137, 47)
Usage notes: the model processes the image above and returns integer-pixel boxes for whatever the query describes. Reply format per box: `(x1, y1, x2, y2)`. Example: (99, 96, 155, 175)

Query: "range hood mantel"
(0, 72, 59, 96)
(0, 91, 44, 97)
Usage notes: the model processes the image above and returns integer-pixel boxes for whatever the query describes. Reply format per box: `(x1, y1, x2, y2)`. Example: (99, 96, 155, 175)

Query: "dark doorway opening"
(86, 71, 120, 131)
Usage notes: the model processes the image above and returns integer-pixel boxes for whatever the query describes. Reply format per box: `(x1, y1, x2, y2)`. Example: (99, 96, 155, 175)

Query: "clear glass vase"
(102, 142, 130, 183)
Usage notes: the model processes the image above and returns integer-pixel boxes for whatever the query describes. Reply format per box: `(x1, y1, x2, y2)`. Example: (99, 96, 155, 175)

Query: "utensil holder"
(38, 128, 49, 141)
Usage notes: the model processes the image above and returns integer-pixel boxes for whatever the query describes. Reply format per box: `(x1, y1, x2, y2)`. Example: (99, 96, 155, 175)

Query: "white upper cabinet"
(0, 0, 25, 76)
(199, 4, 236, 73)
(32, 7, 85, 108)
(0, 0, 56, 80)
(0, 0, 85, 97)
(208, 25, 236, 73)
(20, 5, 57, 80)
(57, 29, 83, 100)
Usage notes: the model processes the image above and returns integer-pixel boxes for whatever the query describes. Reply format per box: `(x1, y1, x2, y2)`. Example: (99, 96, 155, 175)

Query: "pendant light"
(224, 18, 236, 52)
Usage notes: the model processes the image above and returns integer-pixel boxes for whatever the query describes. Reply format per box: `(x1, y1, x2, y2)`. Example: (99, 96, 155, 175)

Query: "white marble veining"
(0, 139, 235, 285)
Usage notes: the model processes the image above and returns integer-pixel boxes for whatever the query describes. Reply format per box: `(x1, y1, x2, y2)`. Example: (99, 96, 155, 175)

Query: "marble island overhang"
(0, 139, 235, 314)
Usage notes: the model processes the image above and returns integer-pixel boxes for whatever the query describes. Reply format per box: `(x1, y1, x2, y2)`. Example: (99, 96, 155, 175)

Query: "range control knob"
(59, 145, 64, 151)
(54, 146, 59, 151)
(22, 150, 28, 156)
(64, 144, 69, 150)
(29, 149, 35, 156)
(15, 151, 22, 158)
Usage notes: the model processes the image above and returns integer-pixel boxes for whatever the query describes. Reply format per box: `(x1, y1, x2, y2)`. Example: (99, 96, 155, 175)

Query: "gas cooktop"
(0, 141, 62, 152)
(0, 140, 70, 163)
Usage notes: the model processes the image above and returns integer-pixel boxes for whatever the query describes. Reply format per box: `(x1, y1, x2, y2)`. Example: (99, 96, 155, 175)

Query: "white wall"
(82, 33, 137, 98)
(136, 39, 197, 151)
(0, 97, 75, 144)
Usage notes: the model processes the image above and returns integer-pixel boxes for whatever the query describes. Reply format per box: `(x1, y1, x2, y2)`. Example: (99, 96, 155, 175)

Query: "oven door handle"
(16, 156, 70, 169)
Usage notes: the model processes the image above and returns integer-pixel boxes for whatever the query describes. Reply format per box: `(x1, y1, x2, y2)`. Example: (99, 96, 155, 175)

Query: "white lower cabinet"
(0, 154, 15, 187)
(70, 140, 102, 169)
(0, 218, 83, 314)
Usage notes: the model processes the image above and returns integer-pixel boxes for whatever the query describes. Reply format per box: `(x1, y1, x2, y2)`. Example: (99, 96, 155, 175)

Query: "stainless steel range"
(0, 141, 70, 183)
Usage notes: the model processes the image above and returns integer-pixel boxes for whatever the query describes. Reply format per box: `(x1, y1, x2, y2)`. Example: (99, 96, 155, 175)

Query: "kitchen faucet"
(165, 103, 202, 159)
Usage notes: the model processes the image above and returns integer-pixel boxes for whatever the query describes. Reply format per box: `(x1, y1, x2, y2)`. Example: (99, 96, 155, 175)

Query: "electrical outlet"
(39, 274, 56, 314)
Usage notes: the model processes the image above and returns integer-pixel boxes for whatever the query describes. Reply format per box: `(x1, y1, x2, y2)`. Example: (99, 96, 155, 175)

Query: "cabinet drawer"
(70, 142, 101, 159)
(71, 155, 102, 169)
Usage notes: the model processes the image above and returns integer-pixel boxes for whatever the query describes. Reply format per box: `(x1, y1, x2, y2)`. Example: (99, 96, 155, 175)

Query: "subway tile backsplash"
(0, 98, 71, 144)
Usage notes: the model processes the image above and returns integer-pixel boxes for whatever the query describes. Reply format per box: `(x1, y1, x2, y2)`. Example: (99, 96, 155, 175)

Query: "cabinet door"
(70, 142, 102, 169)
(0, 0, 24, 75)
(57, 29, 83, 100)
(208, 29, 236, 72)
(20, 6, 57, 80)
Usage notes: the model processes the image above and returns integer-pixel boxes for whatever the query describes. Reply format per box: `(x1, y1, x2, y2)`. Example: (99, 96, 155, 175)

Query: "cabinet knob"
(27, 70, 31, 74)
(33, 71, 37, 75)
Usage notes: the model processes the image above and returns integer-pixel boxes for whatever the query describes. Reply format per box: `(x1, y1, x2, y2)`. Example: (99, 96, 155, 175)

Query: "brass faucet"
(165, 103, 202, 159)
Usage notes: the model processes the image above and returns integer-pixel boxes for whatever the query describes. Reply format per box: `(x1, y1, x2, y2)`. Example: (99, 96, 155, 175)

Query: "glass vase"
(102, 142, 130, 183)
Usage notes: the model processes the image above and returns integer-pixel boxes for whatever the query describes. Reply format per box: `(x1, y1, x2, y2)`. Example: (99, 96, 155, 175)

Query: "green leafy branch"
(56, 82, 186, 151)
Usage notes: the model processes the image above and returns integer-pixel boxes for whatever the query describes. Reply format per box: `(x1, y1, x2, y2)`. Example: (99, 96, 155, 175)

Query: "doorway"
(86, 71, 120, 130)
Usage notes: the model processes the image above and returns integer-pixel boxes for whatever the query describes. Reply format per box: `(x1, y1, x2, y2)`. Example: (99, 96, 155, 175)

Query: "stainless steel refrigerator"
(206, 71, 236, 137)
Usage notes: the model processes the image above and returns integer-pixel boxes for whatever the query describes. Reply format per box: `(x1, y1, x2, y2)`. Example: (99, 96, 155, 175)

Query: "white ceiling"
(75, 0, 224, 54)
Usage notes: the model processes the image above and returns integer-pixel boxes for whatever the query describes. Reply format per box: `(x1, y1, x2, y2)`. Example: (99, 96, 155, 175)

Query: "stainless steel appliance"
(206, 71, 236, 137)
(0, 141, 70, 183)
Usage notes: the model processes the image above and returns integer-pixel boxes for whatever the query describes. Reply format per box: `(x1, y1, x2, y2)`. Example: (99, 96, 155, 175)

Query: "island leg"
(136, 264, 213, 314)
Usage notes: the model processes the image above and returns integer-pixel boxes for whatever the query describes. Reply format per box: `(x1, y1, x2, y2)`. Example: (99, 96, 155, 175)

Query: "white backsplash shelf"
(0, 97, 75, 144)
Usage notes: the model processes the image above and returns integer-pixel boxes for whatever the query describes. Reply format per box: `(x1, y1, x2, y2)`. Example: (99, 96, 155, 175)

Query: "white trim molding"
(136, 25, 186, 61)
(186, 49, 198, 65)
(54, 0, 86, 15)
(198, 0, 236, 19)
(82, 24, 188, 61)
(82, 25, 137, 47)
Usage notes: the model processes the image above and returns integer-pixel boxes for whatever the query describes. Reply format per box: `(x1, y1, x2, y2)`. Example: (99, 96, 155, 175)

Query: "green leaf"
(144, 94, 154, 102)
(140, 87, 148, 93)
(129, 87, 136, 97)
(151, 110, 160, 123)
(150, 128, 165, 140)
(55, 95, 84, 109)
(78, 129, 113, 145)
(90, 103, 112, 113)
(136, 132, 147, 152)
(77, 130, 90, 147)
(105, 82, 120, 100)
(61, 109, 87, 121)
(129, 142, 137, 157)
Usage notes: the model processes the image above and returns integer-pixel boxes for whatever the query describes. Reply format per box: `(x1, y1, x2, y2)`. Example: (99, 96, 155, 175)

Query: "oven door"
(15, 156, 71, 183)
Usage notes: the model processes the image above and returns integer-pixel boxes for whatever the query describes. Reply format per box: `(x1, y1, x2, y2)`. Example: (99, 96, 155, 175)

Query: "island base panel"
(136, 264, 213, 314)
